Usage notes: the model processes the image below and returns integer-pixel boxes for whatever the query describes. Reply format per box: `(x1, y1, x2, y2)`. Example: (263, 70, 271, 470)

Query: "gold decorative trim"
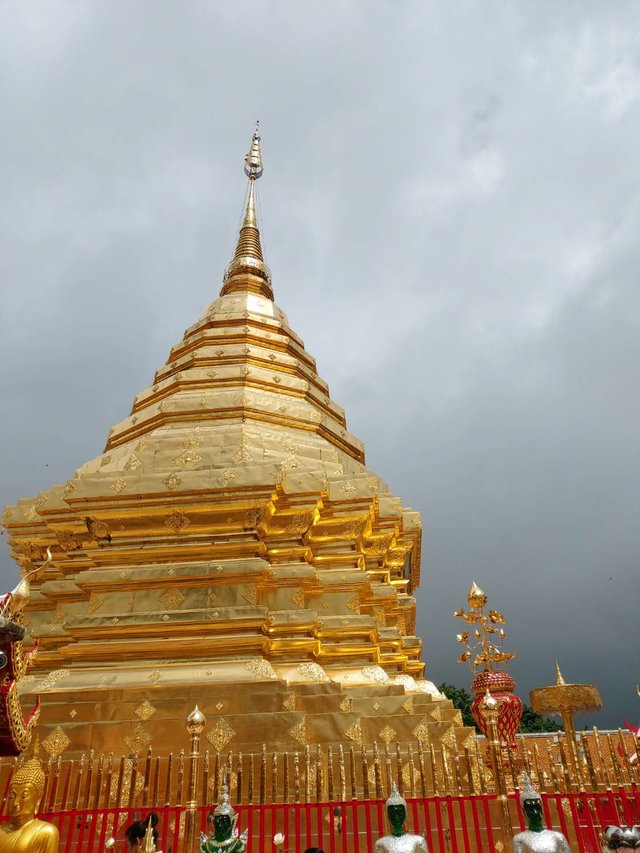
(378, 724, 397, 744)
(344, 719, 363, 747)
(289, 716, 307, 746)
(206, 718, 236, 752)
(42, 726, 70, 759)
(135, 700, 157, 721)
(125, 723, 152, 753)
(245, 659, 278, 680)
(163, 473, 183, 491)
(164, 511, 190, 533)
(296, 662, 328, 682)
(111, 478, 127, 495)
(159, 587, 185, 609)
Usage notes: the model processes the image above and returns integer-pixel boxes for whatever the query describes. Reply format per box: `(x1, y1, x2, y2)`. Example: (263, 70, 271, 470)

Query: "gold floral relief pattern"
(163, 473, 183, 491)
(24, 493, 47, 520)
(42, 726, 70, 759)
(124, 453, 142, 471)
(281, 453, 301, 471)
(51, 604, 67, 626)
(439, 726, 456, 749)
(344, 719, 363, 747)
(217, 470, 236, 487)
(402, 697, 414, 715)
(361, 665, 388, 684)
(345, 595, 361, 614)
(245, 659, 278, 680)
(378, 724, 397, 744)
(173, 449, 202, 468)
(233, 435, 254, 463)
(206, 718, 236, 752)
(412, 718, 431, 745)
(289, 716, 307, 746)
(39, 669, 70, 691)
(339, 696, 353, 713)
(124, 723, 152, 753)
(111, 478, 127, 495)
(164, 510, 190, 533)
(110, 759, 145, 804)
(291, 589, 305, 608)
(88, 593, 104, 614)
(372, 607, 386, 625)
(296, 662, 328, 682)
(159, 588, 185, 610)
(283, 694, 296, 712)
(241, 585, 258, 605)
(135, 700, 157, 721)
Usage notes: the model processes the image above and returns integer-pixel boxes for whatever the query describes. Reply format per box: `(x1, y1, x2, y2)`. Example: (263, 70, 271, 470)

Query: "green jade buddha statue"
(374, 782, 429, 853)
(512, 775, 571, 853)
(200, 778, 247, 853)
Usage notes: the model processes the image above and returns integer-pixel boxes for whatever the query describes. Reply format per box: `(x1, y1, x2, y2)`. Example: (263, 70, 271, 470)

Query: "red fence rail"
(23, 787, 639, 853)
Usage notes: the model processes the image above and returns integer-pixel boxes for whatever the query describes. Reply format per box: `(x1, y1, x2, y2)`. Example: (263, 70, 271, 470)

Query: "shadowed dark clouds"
(1, 1, 638, 727)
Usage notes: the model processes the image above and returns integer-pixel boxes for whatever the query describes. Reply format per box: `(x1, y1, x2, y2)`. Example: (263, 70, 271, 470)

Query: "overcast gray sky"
(1, 1, 638, 729)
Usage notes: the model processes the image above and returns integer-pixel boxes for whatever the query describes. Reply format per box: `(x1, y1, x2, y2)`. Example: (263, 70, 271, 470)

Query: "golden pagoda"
(2, 129, 471, 762)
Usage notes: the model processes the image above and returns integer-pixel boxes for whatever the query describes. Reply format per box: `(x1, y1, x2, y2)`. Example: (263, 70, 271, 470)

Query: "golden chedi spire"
(222, 124, 273, 300)
(1, 135, 471, 762)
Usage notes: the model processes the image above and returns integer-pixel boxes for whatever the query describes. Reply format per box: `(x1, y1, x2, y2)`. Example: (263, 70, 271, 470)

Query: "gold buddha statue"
(0, 740, 59, 852)
(374, 782, 429, 853)
(512, 775, 570, 853)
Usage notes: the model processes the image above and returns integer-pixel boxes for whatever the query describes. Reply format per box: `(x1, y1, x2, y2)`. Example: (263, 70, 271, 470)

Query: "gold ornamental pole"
(184, 705, 206, 851)
(481, 690, 512, 850)
(530, 663, 602, 788)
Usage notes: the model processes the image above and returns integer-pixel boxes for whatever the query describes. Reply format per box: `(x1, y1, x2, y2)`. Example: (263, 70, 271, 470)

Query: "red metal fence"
(29, 787, 639, 852)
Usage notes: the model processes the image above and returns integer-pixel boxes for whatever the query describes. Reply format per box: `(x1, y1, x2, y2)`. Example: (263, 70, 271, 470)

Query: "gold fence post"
(480, 689, 512, 850)
(184, 705, 206, 852)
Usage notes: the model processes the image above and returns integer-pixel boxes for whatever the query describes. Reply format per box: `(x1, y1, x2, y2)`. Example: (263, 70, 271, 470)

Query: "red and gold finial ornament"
(454, 582, 522, 747)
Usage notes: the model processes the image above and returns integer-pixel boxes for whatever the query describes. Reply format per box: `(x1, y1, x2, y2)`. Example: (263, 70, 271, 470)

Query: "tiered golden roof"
(2, 130, 470, 759)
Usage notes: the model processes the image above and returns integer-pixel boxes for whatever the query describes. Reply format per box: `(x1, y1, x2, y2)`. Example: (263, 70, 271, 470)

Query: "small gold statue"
(512, 775, 570, 853)
(374, 782, 429, 853)
(0, 738, 59, 852)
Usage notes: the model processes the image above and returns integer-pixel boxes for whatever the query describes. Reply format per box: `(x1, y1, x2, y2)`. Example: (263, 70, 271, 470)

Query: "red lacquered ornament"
(471, 670, 522, 747)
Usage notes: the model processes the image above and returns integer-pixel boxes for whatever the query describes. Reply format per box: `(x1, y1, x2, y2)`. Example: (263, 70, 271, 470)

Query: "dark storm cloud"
(1, 1, 638, 727)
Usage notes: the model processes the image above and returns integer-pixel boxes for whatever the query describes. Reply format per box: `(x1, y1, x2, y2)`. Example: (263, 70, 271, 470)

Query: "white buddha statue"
(374, 782, 429, 853)
(512, 775, 571, 853)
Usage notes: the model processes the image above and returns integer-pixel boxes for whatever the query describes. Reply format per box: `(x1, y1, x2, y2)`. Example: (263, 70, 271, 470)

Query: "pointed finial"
(555, 662, 566, 686)
(142, 819, 157, 853)
(467, 581, 487, 609)
(221, 126, 272, 300)
(519, 772, 541, 805)
(244, 122, 263, 180)
(385, 780, 407, 808)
